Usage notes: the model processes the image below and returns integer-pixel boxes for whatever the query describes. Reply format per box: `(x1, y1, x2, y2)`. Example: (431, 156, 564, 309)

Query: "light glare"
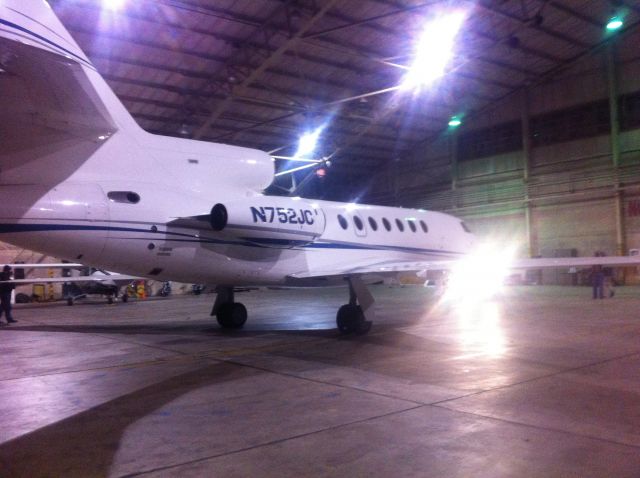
(104, 0, 126, 10)
(295, 127, 323, 158)
(402, 11, 467, 90)
(444, 243, 516, 303)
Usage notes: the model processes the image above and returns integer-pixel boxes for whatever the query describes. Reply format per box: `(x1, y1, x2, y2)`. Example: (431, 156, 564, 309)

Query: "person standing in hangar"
(0, 265, 17, 324)
(591, 252, 605, 300)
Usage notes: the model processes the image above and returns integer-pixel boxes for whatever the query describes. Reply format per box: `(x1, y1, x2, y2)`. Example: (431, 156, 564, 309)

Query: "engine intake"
(210, 203, 228, 231)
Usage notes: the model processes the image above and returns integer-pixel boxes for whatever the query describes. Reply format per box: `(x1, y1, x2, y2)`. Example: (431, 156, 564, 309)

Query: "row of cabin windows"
(337, 214, 429, 233)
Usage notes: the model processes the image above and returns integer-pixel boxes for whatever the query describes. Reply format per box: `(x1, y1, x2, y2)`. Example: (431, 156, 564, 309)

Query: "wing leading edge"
(288, 255, 640, 281)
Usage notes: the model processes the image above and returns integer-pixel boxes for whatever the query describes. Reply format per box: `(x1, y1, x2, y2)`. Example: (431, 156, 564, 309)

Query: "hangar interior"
(4, 2, 640, 477)
(2, 0, 640, 288)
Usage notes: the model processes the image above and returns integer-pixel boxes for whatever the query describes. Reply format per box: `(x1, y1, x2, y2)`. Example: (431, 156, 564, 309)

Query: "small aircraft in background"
(0, 263, 137, 305)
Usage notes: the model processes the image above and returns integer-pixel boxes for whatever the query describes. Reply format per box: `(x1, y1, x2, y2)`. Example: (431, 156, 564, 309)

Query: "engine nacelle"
(210, 197, 326, 248)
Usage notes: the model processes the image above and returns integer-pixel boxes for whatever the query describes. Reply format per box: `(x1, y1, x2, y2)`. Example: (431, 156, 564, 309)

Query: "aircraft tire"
(122, 294, 129, 303)
(336, 304, 365, 334)
(108, 296, 114, 305)
(217, 302, 247, 329)
(67, 298, 74, 306)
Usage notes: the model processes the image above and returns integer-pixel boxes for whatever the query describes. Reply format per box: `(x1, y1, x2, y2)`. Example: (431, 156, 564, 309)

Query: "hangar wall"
(368, 36, 640, 283)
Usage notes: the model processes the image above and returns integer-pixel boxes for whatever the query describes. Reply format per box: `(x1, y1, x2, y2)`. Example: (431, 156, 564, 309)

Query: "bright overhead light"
(103, 0, 126, 10)
(448, 116, 462, 127)
(295, 126, 323, 158)
(402, 11, 467, 90)
(606, 16, 623, 31)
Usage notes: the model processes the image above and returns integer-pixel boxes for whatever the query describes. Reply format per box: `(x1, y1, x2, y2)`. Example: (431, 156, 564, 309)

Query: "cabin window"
(408, 220, 417, 232)
(382, 218, 391, 231)
(395, 218, 404, 232)
(338, 214, 348, 230)
(461, 221, 472, 233)
(108, 191, 140, 204)
(368, 217, 378, 231)
(420, 220, 428, 233)
(353, 216, 364, 231)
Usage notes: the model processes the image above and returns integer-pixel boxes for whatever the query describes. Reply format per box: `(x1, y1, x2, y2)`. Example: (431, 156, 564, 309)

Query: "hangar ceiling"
(50, 0, 640, 196)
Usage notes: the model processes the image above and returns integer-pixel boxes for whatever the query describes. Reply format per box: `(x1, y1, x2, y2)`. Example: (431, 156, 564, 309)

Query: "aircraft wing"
(288, 259, 460, 280)
(509, 256, 640, 269)
(288, 255, 640, 280)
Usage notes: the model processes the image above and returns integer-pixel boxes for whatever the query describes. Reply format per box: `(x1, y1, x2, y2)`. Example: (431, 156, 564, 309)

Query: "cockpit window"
(461, 221, 472, 233)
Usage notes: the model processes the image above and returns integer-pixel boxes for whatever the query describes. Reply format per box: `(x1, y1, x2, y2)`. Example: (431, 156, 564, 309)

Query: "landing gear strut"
(211, 286, 247, 329)
(336, 277, 373, 335)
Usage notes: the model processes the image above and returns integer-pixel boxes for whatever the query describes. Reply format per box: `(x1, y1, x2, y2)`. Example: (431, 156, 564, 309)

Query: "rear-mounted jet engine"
(209, 197, 326, 248)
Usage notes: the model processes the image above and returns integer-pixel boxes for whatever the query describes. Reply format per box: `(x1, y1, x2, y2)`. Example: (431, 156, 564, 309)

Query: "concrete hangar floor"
(1, 285, 640, 477)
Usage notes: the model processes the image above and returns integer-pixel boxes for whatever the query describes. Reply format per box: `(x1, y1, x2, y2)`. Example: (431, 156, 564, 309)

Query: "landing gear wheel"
(121, 293, 129, 303)
(107, 296, 114, 305)
(67, 298, 74, 306)
(217, 303, 247, 329)
(336, 304, 370, 334)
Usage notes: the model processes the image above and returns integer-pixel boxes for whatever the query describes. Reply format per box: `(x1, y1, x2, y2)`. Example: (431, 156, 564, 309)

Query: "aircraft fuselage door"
(351, 213, 367, 237)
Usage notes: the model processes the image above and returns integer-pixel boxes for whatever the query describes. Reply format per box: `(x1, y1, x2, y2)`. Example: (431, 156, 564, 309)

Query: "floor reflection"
(453, 301, 506, 358)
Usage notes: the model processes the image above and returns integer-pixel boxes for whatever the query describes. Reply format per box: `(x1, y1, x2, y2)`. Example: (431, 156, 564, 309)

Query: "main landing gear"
(211, 278, 375, 335)
(211, 286, 247, 329)
(336, 277, 373, 335)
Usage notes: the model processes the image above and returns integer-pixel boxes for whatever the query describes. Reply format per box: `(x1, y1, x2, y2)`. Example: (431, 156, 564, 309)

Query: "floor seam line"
(219, 356, 426, 406)
(432, 402, 640, 450)
(431, 349, 640, 406)
(119, 403, 427, 477)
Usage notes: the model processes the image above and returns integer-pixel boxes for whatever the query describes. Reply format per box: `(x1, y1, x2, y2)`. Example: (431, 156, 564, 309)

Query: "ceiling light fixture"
(448, 116, 462, 127)
(606, 16, 624, 31)
(295, 126, 324, 158)
(401, 11, 467, 90)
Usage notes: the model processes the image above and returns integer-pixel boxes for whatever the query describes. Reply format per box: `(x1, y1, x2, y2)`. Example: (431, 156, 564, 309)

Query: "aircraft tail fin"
(0, 0, 141, 136)
(0, 0, 91, 66)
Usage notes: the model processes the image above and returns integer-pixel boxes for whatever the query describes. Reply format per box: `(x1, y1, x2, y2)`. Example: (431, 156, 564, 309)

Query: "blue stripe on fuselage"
(0, 222, 463, 257)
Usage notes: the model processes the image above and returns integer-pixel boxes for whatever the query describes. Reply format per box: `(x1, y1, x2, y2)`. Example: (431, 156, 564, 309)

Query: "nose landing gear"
(336, 277, 373, 335)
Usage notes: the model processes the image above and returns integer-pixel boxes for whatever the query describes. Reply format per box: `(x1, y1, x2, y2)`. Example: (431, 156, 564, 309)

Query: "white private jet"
(1, 1, 638, 334)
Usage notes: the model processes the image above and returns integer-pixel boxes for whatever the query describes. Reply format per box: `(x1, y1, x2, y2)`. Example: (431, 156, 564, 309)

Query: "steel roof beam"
(120, 94, 430, 142)
(66, 2, 534, 109)
(473, 0, 590, 49)
(301, 0, 566, 63)
(302, 1, 438, 40)
(192, 0, 342, 139)
(91, 0, 546, 87)
(546, 2, 603, 28)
